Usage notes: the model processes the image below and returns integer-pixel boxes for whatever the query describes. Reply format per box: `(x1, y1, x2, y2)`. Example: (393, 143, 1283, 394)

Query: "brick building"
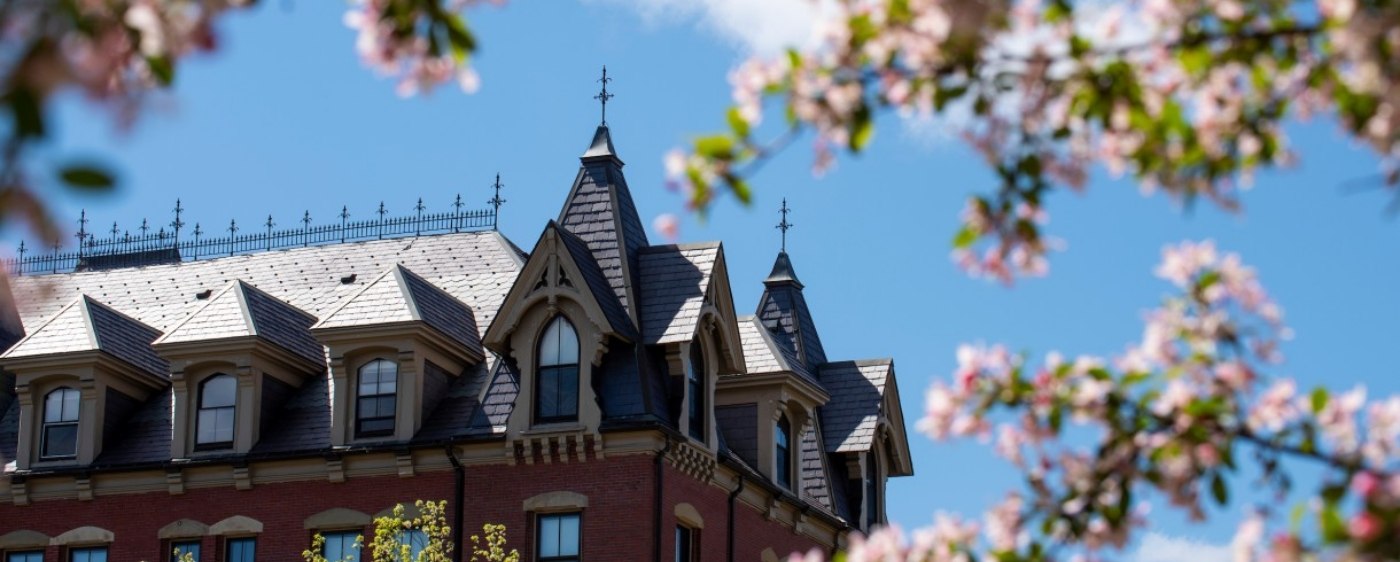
(0, 122, 913, 562)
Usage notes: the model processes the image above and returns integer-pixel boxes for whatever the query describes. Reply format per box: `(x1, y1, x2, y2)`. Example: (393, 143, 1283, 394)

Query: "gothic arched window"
(535, 316, 580, 424)
(196, 374, 236, 448)
(687, 343, 706, 441)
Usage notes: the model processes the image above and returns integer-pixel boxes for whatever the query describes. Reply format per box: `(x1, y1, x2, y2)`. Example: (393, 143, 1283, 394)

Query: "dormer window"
(687, 343, 706, 441)
(535, 316, 580, 424)
(356, 359, 398, 437)
(196, 375, 236, 449)
(775, 414, 792, 490)
(41, 387, 80, 460)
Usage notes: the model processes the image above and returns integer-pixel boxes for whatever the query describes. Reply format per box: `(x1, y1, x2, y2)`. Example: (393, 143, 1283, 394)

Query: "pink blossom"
(1347, 511, 1382, 541)
(1247, 379, 1299, 432)
(651, 214, 679, 242)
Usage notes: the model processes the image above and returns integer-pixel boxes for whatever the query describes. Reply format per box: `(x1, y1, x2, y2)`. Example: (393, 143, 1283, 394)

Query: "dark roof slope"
(156, 281, 322, 366)
(817, 360, 891, 453)
(3, 296, 167, 379)
(315, 264, 483, 355)
(756, 252, 827, 374)
(637, 243, 720, 345)
(555, 225, 636, 339)
(558, 126, 648, 320)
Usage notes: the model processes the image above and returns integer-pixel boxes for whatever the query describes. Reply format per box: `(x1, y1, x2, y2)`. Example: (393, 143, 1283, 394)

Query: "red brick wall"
(0, 453, 831, 561)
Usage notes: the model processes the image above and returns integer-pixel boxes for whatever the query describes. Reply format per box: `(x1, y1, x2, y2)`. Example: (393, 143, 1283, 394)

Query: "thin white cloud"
(587, 0, 834, 56)
(1131, 532, 1233, 562)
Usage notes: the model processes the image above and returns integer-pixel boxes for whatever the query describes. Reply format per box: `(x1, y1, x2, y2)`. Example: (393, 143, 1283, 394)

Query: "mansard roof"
(155, 280, 322, 366)
(637, 242, 720, 345)
(314, 264, 483, 355)
(558, 125, 649, 323)
(2, 295, 167, 379)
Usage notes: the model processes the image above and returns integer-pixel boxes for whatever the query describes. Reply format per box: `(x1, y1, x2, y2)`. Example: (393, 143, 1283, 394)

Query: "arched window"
(357, 359, 398, 437)
(775, 415, 792, 489)
(41, 387, 80, 459)
(535, 316, 580, 424)
(687, 343, 706, 441)
(197, 374, 236, 448)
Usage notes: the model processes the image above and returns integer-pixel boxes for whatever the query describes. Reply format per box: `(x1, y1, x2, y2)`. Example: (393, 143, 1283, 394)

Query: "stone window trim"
(760, 548, 781, 562)
(672, 503, 704, 529)
(522, 491, 589, 513)
(50, 527, 114, 548)
(208, 516, 264, 537)
(304, 508, 373, 531)
(16, 374, 87, 468)
(0, 531, 49, 551)
(157, 519, 209, 540)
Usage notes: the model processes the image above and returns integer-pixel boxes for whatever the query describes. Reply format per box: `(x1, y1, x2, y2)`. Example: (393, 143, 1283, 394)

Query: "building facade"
(0, 123, 913, 562)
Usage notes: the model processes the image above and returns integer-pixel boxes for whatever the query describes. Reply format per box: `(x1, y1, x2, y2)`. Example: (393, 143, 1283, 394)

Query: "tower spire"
(594, 66, 614, 126)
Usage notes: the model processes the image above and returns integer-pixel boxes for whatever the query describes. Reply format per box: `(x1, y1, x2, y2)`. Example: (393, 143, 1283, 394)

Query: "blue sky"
(13, 0, 1400, 555)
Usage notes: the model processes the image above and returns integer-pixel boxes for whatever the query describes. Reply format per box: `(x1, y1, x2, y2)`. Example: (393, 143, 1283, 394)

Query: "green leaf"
(1069, 35, 1092, 58)
(850, 104, 874, 152)
(725, 107, 750, 139)
(1319, 503, 1347, 542)
(1310, 387, 1329, 414)
(694, 135, 736, 160)
(952, 226, 979, 248)
(1044, 0, 1072, 22)
(1210, 473, 1228, 505)
(146, 55, 174, 87)
(443, 13, 476, 61)
(726, 175, 753, 205)
(1178, 47, 1211, 77)
(59, 164, 116, 190)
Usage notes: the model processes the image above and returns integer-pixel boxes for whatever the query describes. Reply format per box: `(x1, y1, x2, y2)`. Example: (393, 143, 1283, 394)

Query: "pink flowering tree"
(669, 0, 1400, 283)
(0, 0, 494, 244)
(788, 240, 1398, 562)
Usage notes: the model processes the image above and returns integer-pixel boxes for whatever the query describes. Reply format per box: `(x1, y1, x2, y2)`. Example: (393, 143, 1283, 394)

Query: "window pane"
(227, 537, 256, 562)
(7, 551, 43, 562)
(397, 530, 427, 561)
(538, 368, 560, 419)
(675, 526, 692, 562)
(556, 367, 578, 418)
(43, 423, 77, 458)
(539, 317, 578, 368)
(538, 516, 560, 557)
(70, 547, 107, 562)
(323, 531, 360, 562)
(201, 376, 236, 408)
(46, 388, 79, 423)
(172, 541, 200, 562)
(557, 513, 580, 556)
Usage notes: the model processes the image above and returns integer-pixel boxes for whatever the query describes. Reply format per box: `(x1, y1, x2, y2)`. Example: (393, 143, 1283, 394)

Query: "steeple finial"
(594, 66, 614, 126)
(489, 173, 507, 231)
(776, 198, 794, 253)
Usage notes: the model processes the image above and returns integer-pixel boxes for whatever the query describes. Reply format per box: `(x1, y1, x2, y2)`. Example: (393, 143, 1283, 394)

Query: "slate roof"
(3, 295, 167, 379)
(554, 225, 637, 339)
(817, 360, 891, 453)
(155, 281, 323, 366)
(637, 243, 720, 345)
(315, 264, 483, 355)
(7, 231, 519, 339)
(800, 423, 834, 512)
(558, 126, 649, 319)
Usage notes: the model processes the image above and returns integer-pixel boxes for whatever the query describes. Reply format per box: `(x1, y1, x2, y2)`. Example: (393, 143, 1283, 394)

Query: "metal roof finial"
(76, 209, 89, 245)
(594, 66, 615, 126)
(110, 221, 119, 238)
(489, 173, 507, 231)
(171, 199, 185, 243)
(776, 198, 794, 253)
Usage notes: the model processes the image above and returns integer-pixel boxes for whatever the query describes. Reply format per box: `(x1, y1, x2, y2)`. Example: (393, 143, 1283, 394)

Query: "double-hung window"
(536, 512, 580, 562)
(196, 375, 236, 448)
(41, 387, 80, 459)
(7, 552, 43, 562)
(356, 359, 397, 437)
(674, 525, 697, 562)
(170, 540, 200, 562)
(534, 317, 579, 424)
(226, 537, 256, 562)
(321, 530, 361, 562)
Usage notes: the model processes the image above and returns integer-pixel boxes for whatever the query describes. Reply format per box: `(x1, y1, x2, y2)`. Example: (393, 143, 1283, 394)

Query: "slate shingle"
(3, 296, 167, 380)
(817, 360, 891, 453)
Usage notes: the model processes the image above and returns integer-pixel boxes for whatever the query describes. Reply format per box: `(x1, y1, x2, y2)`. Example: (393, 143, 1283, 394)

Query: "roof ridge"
(390, 265, 423, 322)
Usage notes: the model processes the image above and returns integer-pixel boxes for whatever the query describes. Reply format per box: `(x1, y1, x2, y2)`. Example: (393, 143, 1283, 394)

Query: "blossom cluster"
(342, 0, 501, 97)
(673, 0, 1400, 284)
(793, 241, 1399, 561)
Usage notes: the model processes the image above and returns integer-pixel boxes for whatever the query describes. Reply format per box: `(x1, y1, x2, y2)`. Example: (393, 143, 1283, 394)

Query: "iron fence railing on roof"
(6, 197, 500, 276)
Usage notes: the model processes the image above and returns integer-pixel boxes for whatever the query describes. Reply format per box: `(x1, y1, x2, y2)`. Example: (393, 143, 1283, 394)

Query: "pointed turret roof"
(2, 295, 167, 378)
(154, 281, 323, 366)
(756, 251, 826, 376)
(314, 264, 483, 355)
(558, 125, 648, 325)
